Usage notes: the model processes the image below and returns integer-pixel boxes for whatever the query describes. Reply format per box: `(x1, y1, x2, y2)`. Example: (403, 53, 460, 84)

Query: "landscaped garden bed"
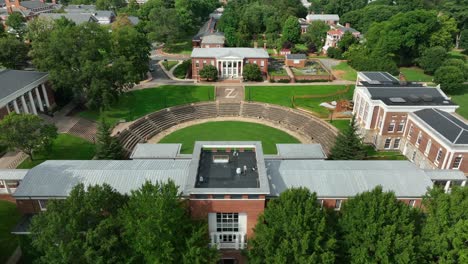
(291, 60, 333, 82)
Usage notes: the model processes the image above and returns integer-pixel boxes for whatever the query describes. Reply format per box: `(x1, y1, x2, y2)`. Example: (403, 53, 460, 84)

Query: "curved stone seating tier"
(116, 102, 338, 157)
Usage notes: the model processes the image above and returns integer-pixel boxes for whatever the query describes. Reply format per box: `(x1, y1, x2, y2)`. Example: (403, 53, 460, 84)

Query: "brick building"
(0, 70, 55, 120)
(323, 23, 361, 53)
(191, 48, 269, 80)
(285, 54, 307, 68)
(5, 0, 55, 17)
(299, 13, 339, 34)
(6, 141, 466, 262)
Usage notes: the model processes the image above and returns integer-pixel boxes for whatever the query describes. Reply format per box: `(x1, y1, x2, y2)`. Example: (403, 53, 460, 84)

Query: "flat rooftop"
(195, 149, 259, 188)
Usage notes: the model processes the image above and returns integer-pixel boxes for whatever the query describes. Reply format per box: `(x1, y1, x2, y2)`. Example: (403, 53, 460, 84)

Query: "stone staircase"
(67, 118, 98, 143)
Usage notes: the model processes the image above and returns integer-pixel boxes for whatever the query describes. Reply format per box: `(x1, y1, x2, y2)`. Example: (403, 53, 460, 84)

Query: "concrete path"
(6, 246, 21, 264)
(216, 86, 244, 102)
(318, 58, 341, 71)
(0, 151, 27, 169)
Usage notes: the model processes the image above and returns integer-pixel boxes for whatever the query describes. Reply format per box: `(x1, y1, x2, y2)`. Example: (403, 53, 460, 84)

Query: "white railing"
(210, 232, 246, 250)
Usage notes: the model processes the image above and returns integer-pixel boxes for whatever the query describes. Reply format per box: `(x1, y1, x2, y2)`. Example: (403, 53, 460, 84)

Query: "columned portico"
(216, 57, 243, 79)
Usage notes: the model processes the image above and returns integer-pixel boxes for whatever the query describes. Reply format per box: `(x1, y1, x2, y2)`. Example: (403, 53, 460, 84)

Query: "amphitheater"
(116, 101, 339, 157)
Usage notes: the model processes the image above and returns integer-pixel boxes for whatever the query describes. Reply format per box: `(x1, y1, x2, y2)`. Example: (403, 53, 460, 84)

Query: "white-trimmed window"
(452, 156, 463, 169)
(384, 138, 392, 149)
(411, 151, 417, 161)
(387, 121, 395, 132)
(216, 213, 239, 232)
(38, 200, 48, 211)
(416, 132, 423, 146)
(393, 138, 401, 149)
(211, 61, 214, 66)
(253, 60, 257, 64)
(195, 60, 199, 68)
(203, 60, 207, 65)
(397, 120, 405, 132)
(424, 140, 432, 156)
(408, 124, 414, 138)
(409, 200, 416, 208)
(334, 200, 342, 211)
(435, 148, 443, 164)
(260, 61, 265, 67)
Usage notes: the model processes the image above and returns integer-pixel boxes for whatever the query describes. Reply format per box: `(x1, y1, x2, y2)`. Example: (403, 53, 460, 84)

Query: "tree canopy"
(282, 16, 301, 44)
(243, 63, 263, 82)
(249, 188, 337, 264)
(329, 116, 366, 160)
(301, 21, 329, 52)
(199, 65, 218, 81)
(0, 35, 29, 69)
(418, 46, 448, 74)
(95, 118, 123, 160)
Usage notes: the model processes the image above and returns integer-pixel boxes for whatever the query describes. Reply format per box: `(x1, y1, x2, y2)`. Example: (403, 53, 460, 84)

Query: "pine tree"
(329, 116, 366, 160)
(95, 118, 123, 160)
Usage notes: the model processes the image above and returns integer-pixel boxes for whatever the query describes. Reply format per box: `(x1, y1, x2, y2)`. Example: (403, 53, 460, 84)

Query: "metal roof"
(0, 70, 48, 105)
(0, 169, 29, 180)
(424, 169, 466, 181)
(130, 143, 182, 159)
(286, 54, 306, 60)
(367, 87, 455, 106)
(275, 144, 326, 159)
(20, 1, 49, 9)
(13, 160, 191, 198)
(306, 14, 339, 21)
(359, 71, 399, 83)
(266, 160, 433, 197)
(39, 13, 94, 24)
(414, 109, 468, 145)
(201, 34, 225, 44)
(191, 48, 269, 59)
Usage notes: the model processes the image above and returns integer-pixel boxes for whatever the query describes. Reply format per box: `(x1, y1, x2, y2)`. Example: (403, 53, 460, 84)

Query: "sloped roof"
(286, 54, 306, 60)
(39, 13, 94, 24)
(20, 1, 49, 10)
(414, 108, 468, 145)
(201, 34, 225, 44)
(275, 144, 326, 159)
(0, 169, 29, 180)
(306, 14, 339, 21)
(0, 70, 48, 102)
(191, 48, 269, 59)
(266, 160, 433, 197)
(130, 143, 182, 159)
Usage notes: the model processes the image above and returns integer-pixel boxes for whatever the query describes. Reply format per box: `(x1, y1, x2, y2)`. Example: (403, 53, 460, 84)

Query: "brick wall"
(285, 59, 306, 68)
(192, 57, 216, 79)
(16, 199, 41, 214)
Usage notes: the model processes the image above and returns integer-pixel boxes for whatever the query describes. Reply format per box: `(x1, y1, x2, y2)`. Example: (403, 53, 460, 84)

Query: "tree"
(243, 63, 263, 82)
(340, 4, 400, 33)
(337, 31, 358, 53)
(199, 65, 218, 81)
(418, 46, 448, 74)
(338, 186, 421, 263)
(434, 66, 465, 94)
(0, 113, 57, 160)
(248, 188, 336, 264)
(95, 118, 123, 160)
(344, 45, 399, 75)
(460, 29, 468, 50)
(420, 187, 468, 263)
(281, 16, 301, 43)
(119, 181, 219, 263)
(0, 36, 29, 69)
(96, 0, 125, 10)
(5, 12, 26, 37)
(329, 116, 366, 160)
(326, 47, 343, 59)
(442, 58, 468, 79)
(301, 21, 329, 52)
(429, 15, 458, 51)
(29, 184, 130, 263)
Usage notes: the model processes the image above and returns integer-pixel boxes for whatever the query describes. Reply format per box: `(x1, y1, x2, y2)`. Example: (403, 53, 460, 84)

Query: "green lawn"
(17, 134, 95, 169)
(162, 61, 179, 71)
(246, 85, 354, 117)
(448, 50, 467, 60)
(450, 92, 468, 119)
(331, 61, 357, 81)
(159, 121, 300, 154)
(79, 85, 214, 124)
(364, 145, 406, 160)
(329, 119, 350, 133)
(268, 67, 288, 76)
(163, 39, 193, 55)
(0, 201, 21, 263)
(399, 67, 433, 82)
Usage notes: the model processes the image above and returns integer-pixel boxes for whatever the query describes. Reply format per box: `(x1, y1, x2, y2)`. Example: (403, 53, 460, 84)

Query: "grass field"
(162, 61, 179, 71)
(450, 92, 468, 119)
(399, 67, 433, 82)
(331, 61, 357, 81)
(329, 119, 350, 133)
(0, 201, 21, 263)
(163, 39, 193, 55)
(17, 134, 95, 169)
(448, 50, 467, 60)
(159, 121, 300, 154)
(364, 146, 406, 160)
(245, 85, 354, 117)
(80, 85, 214, 124)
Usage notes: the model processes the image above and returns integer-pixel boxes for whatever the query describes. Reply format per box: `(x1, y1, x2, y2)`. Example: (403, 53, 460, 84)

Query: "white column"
(210, 233, 216, 247)
(444, 180, 451, 193)
(461, 180, 466, 187)
(3, 180, 11, 194)
(41, 84, 50, 107)
(20, 95, 29, 114)
(34, 87, 44, 112)
(240, 60, 243, 76)
(235, 234, 239, 250)
(28, 91, 37, 115)
(240, 234, 245, 249)
(13, 99, 20, 113)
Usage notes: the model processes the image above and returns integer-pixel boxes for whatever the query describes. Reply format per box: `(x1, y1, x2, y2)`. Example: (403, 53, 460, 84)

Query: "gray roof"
(201, 34, 225, 44)
(191, 48, 269, 59)
(39, 13, 95, 24)
(20, 1, 49, 10)
(130, 143, 182, 159)
(266, 160, 433, 197)
(367, 87, 455, 106)
(93, 10, 114, 19)
(13, 160, 191, 198)
(424, 169, 466, 181)
(306, 14, 339, 21)
(64, 4, 96, 13)
(286, 54, 307, 60)
(0, 169, 29, 180)
(359, 71, 399, 83)
(336, 24, 359, 34)
(414, 109, 468, 145)
(0, 70, 48, 104)
(128, 16, 139, 25)
(275, 144, 326, 159)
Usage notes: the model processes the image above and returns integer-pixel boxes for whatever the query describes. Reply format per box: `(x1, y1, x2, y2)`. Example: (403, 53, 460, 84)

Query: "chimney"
(399, 72, 407, 85)
(39, 0, 44, 3)
(52, 0, 56, 3)
(263, 42, 267, 49)
(254, 42, 258, 48)
(345, 23, 350, 28)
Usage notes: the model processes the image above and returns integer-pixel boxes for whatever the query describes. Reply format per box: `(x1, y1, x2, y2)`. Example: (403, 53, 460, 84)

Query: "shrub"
(243, 63, 263, 82)
(327, 47, 343, 59)
(418, 46, 447, 74)
(173, 59, 191, 79)
(198, 65, 218, 81)
(434, 66, 466, 94)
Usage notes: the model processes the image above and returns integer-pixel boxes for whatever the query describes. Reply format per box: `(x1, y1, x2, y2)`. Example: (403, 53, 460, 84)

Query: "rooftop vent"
(422, 94, 433, 102)
(408, 95, 420, 103)
(443, 100, 450, 104)
(368, 80, 381, 85)
(389, 97, 407, 103)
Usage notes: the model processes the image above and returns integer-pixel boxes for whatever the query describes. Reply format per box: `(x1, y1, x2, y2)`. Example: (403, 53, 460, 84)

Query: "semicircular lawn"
(158, 121, 300, 154)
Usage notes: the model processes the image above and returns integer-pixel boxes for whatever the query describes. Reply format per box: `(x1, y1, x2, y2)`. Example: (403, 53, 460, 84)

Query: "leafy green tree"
(418, 46, 448, 74)
(5, 12, 26, 37)
(199, 65, 218, 81)
(0, 113, 57, 161)
(95, 118, 123, 160)
(420, 187, 468, 263)
(442, 58, 468, 79)
(282, 16, 301, 43)
(248, 188, 337, 264)
(0, 36, 29, 69)
(429, 15, 458, 50)
(329, 116, 366, 160)
(434, 66, 466, 94)
(337, 31, 358, 53)
(338, 186, 421, 263)
(326, 47, 343, 59)
(344, 45, 399, 75)
(96, 0, 125, 10)
(340, 4, 400, 33)
(120, 181, 219, 263)
(460, 29, 468, 50)
(29, 184, 130, 263)
(243, 63, 263, 82)
(301, 21, 329, 52)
